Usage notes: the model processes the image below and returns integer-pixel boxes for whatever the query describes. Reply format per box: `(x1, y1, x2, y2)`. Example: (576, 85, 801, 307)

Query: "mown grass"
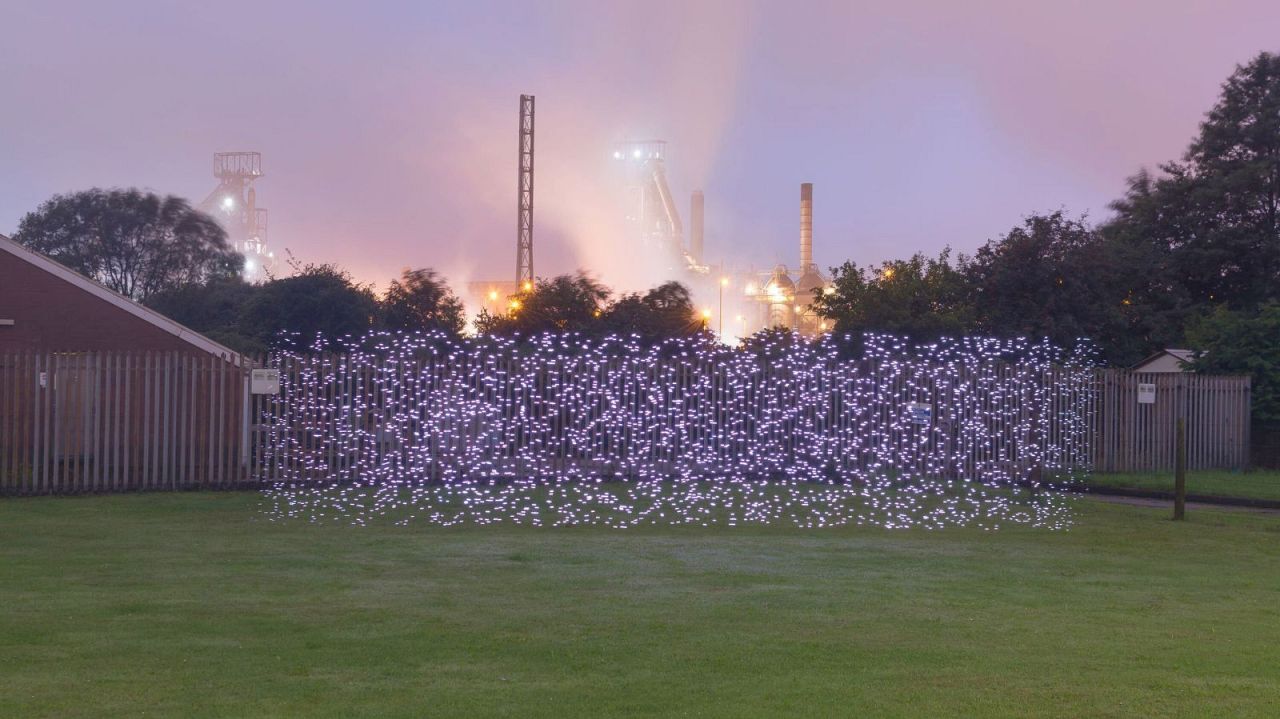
(1086, 470, 1280, 502)
(2, 492, 1279, 717)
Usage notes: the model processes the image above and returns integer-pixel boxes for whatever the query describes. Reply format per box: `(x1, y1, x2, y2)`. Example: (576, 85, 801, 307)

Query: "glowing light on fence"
(258, 332, 1095, 531)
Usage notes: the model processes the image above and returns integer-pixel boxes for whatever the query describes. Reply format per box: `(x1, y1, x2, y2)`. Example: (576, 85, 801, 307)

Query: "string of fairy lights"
(259, 331, 1096, 530)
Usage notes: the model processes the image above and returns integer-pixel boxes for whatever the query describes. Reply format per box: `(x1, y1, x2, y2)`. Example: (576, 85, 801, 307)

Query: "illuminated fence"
(0, 340, 1251, 502)
(253, 334, 1097, 528)
(258, 334, 1097, 487)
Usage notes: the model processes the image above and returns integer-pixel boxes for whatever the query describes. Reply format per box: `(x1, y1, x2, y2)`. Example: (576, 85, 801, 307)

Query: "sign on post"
(1137, 383, 1156, 404)
(905, 402, 932, 426)
(250, 369, 280, 395)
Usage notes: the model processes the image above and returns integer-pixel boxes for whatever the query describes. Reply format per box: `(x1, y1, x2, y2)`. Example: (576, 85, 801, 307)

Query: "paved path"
(1086, 494, 1280, 516)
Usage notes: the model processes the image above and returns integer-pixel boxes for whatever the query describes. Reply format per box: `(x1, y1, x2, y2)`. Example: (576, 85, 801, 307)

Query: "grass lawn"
(2, 493, 1279, 717)
(1086, 470, 1280, 502)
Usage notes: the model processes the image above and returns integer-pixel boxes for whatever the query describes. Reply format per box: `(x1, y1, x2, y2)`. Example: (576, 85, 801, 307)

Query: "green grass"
(3, 494, 1280, 717)
(1086, 470, 1280, 502)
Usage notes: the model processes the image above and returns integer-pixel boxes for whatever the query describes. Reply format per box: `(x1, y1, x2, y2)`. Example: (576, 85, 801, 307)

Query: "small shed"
(1131, 348, 1196, 373)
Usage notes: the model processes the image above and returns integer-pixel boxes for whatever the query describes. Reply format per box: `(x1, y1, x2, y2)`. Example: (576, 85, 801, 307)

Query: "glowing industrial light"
(744, 283, 757, 295)
(244, 258, 255, 271)
(720, 277, 730, 287)
(882, 267, 895, 280)
(701, 308, 712, 320)
(509, 299, 521, 310)
(613, 151, 622, 159)
(823, 286, 836, 295)
(488, 290, 499, 301)
(632, 149, 642, 159)
(523, 281, 533, 292)
(221, 196, 235, 210)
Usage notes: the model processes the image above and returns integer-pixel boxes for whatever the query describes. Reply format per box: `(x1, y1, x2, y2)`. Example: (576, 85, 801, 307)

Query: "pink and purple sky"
(2, 0, 1278, 294)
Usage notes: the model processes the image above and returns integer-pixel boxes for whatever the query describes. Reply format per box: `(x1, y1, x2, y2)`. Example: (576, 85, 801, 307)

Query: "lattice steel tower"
(199, 152, 273, 282)
(516, 94, 535, 287)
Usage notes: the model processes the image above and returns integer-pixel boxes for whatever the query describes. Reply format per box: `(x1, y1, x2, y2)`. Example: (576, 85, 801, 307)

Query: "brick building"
(0, 233, 237, 359)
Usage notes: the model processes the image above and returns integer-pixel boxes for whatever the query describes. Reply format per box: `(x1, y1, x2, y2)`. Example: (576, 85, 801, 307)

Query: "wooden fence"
(0, 351, 1254, 495)
(0, 352, 276, 495)
(1093, 371, 1250, 472)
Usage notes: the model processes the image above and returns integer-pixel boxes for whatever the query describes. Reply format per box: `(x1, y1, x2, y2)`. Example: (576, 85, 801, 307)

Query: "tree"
(1182, 300, 1280, 422)
(380, 268, 465, 336)
(966, 212, 1138, 363)
(600, 281, 701, 342)
(13, 188, 241, 301)
(812, 249, 975, 346)
(1107, 52, 1280, 312)
(145, 278, 263, 354)
(240, 263, 378, 349)
(476, 272, 610, 336)
(1186, 304, 1280, 423)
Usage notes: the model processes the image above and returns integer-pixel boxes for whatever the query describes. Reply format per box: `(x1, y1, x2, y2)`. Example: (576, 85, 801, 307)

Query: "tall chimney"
(690, 190, 704, 264)
(800, 183, 813, 272)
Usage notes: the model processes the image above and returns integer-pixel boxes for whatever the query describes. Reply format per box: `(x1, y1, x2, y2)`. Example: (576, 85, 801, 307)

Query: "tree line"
(9, 52, 1280, 418)
(808, 52, 1280, 419)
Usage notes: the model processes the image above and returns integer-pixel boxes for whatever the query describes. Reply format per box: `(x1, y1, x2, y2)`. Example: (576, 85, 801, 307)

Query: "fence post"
(1173, 417, 1187, 521)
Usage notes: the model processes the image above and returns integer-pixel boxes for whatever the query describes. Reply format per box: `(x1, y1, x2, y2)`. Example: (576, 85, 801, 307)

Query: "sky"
(2, 0, 1279, 297)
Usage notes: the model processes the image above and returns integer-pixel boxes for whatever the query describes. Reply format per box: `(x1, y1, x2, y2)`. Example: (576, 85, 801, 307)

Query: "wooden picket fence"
(0, 352, 277, 495)
(1093, 371, 1251, 472)
(0, 351, 1255, 495)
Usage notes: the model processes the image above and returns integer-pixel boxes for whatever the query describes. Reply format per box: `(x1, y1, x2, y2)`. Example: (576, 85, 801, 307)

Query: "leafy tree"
(145, 278, 263, 354)
(600, 281, 701, 342)
(1186, 304, 1280, 423)
(1107, 51, 1280, 313)
(476, 273, 610, 336)
(812, 249, 975, 345)
(966, 212, 1138, 364)
(240, 263, 378, 349)
(380, 268, 465, 336)
(13, 188, 241, 301)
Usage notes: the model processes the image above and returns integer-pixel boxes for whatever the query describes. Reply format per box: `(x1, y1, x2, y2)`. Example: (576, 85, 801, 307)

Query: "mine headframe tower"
(200, 152, 273, 281)
(613, 140, 694, 271)
(516, 94, 535, 288)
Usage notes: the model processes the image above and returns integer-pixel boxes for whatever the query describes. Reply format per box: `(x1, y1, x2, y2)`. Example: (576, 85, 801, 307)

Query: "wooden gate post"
(1173, 417, 1187, 521)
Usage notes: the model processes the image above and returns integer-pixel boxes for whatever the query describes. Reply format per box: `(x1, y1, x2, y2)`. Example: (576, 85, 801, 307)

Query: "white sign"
(250, 369, 281, 395)
(906, 402, 932, 426)
(1137, 383, 1156, 404)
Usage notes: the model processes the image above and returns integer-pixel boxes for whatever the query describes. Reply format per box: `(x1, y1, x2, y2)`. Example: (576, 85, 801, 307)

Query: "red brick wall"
(0, 250, 197, 352)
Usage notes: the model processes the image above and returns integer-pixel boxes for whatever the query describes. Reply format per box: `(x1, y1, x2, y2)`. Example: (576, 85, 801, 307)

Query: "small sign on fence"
(251, 369, 280, 395)
(905, 402, 932, 426)
(1137, 383, 1156, 404)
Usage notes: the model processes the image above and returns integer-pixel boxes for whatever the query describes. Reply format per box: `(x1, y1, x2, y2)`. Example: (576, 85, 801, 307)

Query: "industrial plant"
(200, 152, 275, 282)
(199, 95, 831, 339)
(465, 94, 831, 340)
